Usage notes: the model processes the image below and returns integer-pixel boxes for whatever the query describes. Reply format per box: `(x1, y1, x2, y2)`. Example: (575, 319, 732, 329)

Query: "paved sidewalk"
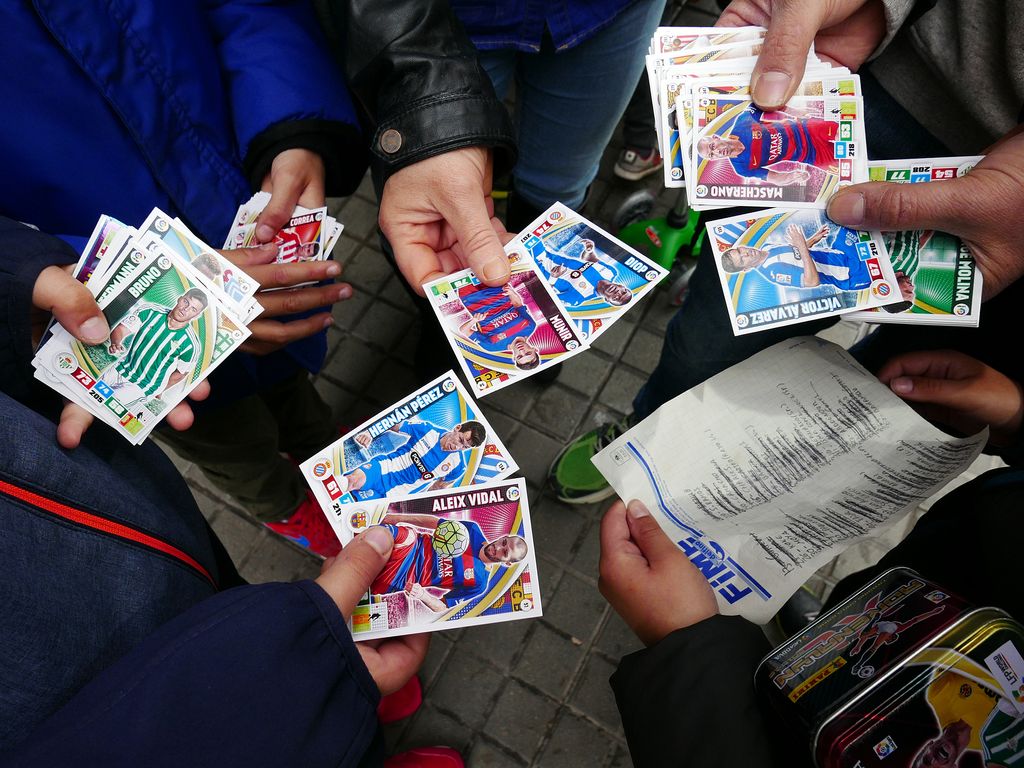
(160, 2, 1004, 763)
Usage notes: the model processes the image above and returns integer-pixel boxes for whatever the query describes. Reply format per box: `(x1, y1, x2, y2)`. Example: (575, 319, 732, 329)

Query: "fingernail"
(336, 284, 352, 300)
(828, 192, 865, 226)
(890, 377, 913, 394)
(482, 258, 509, 282)
(79, 316, 109, 344)
(626, 500, 651, 519)
(753, 71, 791, 107)
(325, 262, 341, 277)
(256, 224, 276, 242)
(322, 316, 333, 329)
(363, 525, 393, 556)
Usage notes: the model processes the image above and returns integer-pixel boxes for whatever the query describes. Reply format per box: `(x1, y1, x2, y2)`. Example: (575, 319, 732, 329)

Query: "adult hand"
(316, 526, 429, 696)
(31, 266, 210, 449)
(379, 146, 511, 295)
(877, 350, 1024, 446)
(218, 243, 349, 355)
(598, 499, 718, 647)
(254, 148, 326, 243)
(718, 0, 886, 108)
(828, 132, 1024, 299)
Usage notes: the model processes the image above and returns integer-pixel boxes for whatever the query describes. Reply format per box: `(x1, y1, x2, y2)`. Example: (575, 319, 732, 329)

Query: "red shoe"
(384, 747, 464, 768)
(377, 675, 422, 724)
(265, 491, 341, 558)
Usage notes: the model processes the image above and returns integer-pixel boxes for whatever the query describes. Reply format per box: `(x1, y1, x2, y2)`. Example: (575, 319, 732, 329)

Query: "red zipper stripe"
(1, 478, 215, 588)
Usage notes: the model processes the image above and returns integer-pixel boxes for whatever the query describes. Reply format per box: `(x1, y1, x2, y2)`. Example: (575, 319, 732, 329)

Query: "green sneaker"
(548, 419, 631, 504)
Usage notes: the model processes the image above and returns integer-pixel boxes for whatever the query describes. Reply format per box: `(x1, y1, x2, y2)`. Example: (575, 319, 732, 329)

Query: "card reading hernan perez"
(301, 371, 517, 522)
(332, 478, 542, 641)
(423, 264, 588, 395)
(705, 208, 899, 335)
(511, 202, 668, 341)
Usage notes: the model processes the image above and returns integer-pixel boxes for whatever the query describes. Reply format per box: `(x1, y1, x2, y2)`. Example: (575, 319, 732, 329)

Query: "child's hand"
(877, 350, 1024, 446)
(599, 499, 718, 647)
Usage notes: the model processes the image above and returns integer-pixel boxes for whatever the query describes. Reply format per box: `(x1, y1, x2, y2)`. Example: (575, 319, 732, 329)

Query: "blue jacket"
(0, 1, 367, 388)
(0, 217, 382, 765)
(450, 0, 638, 52)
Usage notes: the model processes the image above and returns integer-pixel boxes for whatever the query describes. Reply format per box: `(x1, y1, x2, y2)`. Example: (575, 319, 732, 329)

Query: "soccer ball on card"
(432, 519, 469, 559)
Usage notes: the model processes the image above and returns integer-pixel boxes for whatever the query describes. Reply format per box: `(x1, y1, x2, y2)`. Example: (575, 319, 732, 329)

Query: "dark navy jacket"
(450, 0, 638, 51)
(0, 217, 381, 765)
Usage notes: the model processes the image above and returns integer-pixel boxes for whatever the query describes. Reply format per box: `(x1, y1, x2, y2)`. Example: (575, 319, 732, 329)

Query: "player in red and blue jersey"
(696, 105, 839, 186)
(369, 511, 529, 613)
(720, 224, 872, 292)
(455, 282, 542, 370)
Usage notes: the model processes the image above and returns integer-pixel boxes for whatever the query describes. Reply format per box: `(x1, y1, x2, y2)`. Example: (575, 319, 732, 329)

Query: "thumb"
(624, 500, 679, 563)
(33, 266, 109, 344)
(440, 194, 510, 285)
(254, 186, 301, 244)
(827, 175, 972, 234)
(751, 0, 827, 108)
(316, 526, 394, 618)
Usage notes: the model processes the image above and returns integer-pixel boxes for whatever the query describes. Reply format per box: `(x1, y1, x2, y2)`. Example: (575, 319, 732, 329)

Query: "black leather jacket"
(315, 0, 517, 190)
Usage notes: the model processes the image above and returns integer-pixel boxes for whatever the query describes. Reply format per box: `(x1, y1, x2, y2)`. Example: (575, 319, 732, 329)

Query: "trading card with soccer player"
(35, 238, 250, 443)
(846, 157, 984, 327)
(138, 208, 261, 321)
(513, 202, 669, 341)
(330, 478, 542, 640)
(689, 94, 868, 209)
(705, 207, 901, 335)
(423, 261, 589, 395)
(300, 370, 518, 523)
(224, 192, 341, 264)
(652, 25, 764, 56)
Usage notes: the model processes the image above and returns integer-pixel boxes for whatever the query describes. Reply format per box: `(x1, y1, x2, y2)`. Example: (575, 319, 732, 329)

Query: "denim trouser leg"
(633, 70, 957, 419)
(478, 0, 667, 210)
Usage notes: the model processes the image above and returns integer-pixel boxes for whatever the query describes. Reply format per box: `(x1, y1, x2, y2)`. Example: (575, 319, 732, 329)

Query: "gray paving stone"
(513, 622, 585, 699)
(378, 274, 418, 310)
(620, 327, 663, 372)
(354, 299, 414, 352)
(639, 289, 678, 334)
(594, 611, 644, 661)
(484, 680, 558, 759)
(238, 533, 319, 584)
(530, 499, 587, 563)
(523, 384, 591, 441)
(557, 353, 614, 399)
(330, 232, 361, 266)
(479, 405, 520, 448)
(592, 320, 635, 357)
(536, 712, 617, 768)
(482, 382, 537, 419)
(509, 427, 564, 488)
(336, 195, 380, 241)
(607, 746, 634, 768)
(342, 245, 392, 294)
(568, 655, 623, 735)
(568, 519, 601, 579)
(312, 376, 357, 423)
(396, 704, 471, 754)
(460, 617, 535, 673)
(542, 572, 605, 643)
(331, 285, 372, 329)
(419, 632, 454, 689)
(598, 367, 645, 416)
(206, 501, 262, 566)
(535, 555, 565, 603)
(354, 172, 376, 202)
(363, 358, 419, 408)
(431, 650, 505, 730)
(321, 334, 381, 391)
(467, 738, 527, 768)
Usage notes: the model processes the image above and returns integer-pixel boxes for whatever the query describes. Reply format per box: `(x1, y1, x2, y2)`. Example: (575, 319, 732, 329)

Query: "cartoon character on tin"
(453, 282, 542, 371)
(847, 604, 945, 678)
(340, 419, 487, 501)
(371, 511, 529, 615)
(721, 224, 872, 292)
(534, 237, 633, 309)
(696, 103, 839, 187)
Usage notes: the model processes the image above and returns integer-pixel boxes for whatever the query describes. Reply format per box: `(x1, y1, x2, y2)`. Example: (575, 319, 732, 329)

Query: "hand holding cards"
(32, 209, 256, 444)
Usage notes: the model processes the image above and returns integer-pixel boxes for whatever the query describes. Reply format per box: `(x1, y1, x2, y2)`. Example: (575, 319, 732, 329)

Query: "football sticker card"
(423, 263, 588, 395)
(333, 478, 542, 640)
(36, 239, 250, 443)
(512, 202, 668, 341)
(846, 156, 984, 326)
(301, 370, 518, 519)
(690, 95, 867, 209)
(705, 208, 900, 335)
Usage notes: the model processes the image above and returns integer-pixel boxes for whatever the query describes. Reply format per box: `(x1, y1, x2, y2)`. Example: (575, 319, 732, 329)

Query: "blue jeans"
(632, 69, 973, 419)
(477, 0, 666, 210)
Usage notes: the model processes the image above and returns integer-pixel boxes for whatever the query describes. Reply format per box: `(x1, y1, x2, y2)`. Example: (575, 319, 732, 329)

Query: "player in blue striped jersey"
(342, 419, 487, 501)
(100, 289, 207, 407)
(535, 238, 633, 307)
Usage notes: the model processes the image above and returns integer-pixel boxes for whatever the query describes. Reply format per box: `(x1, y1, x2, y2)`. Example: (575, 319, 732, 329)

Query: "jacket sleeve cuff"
(369, 92, 516, 185)
(243, 119, 370, 198)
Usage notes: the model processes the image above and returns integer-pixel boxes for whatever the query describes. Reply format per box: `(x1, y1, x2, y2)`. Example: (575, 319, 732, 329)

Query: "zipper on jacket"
(1, 478, 216, 588)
